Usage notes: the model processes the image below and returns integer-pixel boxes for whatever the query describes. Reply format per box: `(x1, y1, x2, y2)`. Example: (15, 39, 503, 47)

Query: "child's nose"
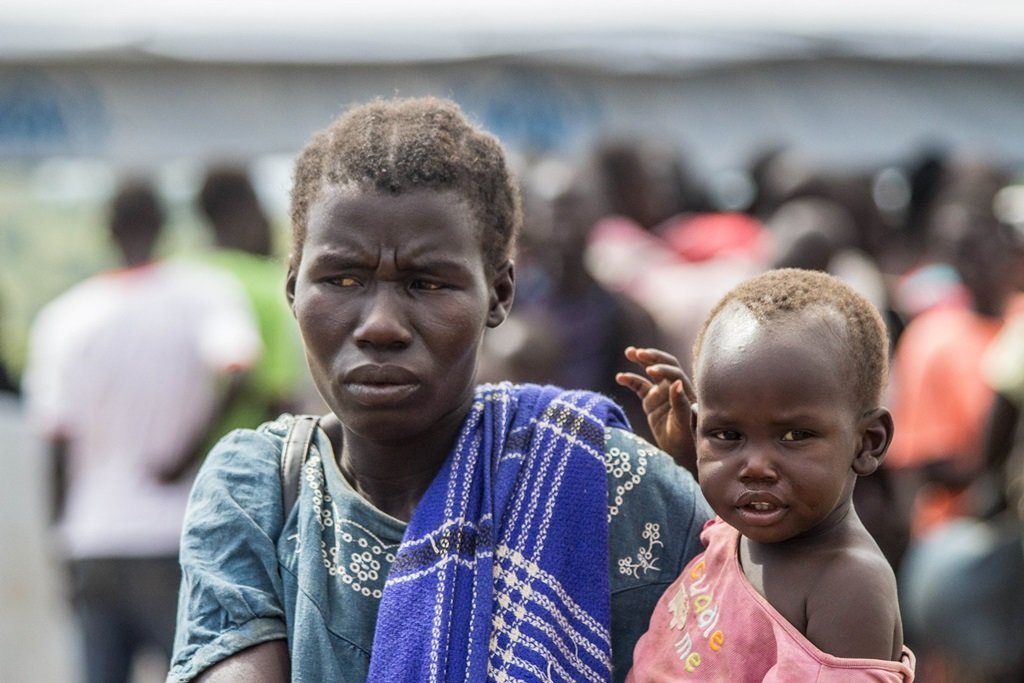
(738, 448, 779, 483)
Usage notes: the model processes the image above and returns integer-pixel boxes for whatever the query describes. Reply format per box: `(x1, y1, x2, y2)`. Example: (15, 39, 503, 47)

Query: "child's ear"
(285, 266, 297, 315)
(486, 259, 515, 328)
(852, 407, 894, 476)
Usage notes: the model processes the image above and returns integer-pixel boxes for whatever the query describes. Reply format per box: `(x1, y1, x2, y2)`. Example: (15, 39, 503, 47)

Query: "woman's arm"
(169, 428, 292, 681)
(195, 641, 289, 683)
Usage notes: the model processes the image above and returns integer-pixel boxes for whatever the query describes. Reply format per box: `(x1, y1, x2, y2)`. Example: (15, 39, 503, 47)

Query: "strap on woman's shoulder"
(280, 414, 321, 515)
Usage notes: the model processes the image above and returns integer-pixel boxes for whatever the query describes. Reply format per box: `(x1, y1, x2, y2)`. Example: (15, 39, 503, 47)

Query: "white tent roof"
(3, 1, 1024, 172)
(4, 0, 1024, 68)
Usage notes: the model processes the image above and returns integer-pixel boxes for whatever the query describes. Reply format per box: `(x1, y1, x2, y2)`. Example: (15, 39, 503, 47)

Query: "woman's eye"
(411, 280, 445, 291)
(328, 276, 361, 287)
(781, 430, 811, 442)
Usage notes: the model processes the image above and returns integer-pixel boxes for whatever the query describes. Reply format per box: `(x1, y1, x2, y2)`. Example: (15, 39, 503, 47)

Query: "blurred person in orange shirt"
(887, 192, 1024, 540)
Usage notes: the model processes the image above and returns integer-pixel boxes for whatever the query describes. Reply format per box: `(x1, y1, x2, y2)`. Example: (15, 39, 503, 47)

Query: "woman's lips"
(345, 381, 418, 406)
(343, 364, 419, 406)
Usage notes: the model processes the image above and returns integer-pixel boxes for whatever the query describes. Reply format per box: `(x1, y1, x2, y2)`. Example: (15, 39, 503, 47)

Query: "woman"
(168, 96, 711, 683)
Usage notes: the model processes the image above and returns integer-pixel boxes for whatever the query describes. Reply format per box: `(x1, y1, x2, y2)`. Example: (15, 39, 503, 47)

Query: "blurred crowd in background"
(482, 137, 1024, 682)
(1, 88, 1024, 682)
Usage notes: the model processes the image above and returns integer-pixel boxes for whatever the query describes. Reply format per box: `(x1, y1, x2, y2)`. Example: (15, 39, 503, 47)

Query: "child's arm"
(615, 346, 697, 472)
(804, 552, 903, 662)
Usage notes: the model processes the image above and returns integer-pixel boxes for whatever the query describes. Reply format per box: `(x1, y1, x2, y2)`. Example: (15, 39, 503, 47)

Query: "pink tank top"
(627, 519, 915, 682)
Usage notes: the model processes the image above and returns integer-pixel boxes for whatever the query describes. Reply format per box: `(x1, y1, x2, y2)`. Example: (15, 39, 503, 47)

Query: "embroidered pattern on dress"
(605, 429, 670, 579)
(617, 522, 664, 578)
(304, 451, 399, 599)
(604, 429, 649, 520)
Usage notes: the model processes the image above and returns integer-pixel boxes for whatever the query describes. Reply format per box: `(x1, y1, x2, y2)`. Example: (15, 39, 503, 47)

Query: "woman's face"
(287, 186, 513, 444)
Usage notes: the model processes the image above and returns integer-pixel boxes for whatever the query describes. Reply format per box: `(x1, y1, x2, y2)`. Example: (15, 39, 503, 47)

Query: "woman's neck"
(322, 414, 455, 523)
(338, 463, 437, 523)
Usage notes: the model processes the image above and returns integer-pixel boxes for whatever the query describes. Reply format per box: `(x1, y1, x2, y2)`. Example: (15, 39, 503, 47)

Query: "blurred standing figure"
(194, 165, 309, 446)
(22, 179, 262, 683)
(583, 135, 768, 390)
(887, 190, 1024, 541)
(896, 304, 1024, 682)
(480, 157, 664, 443)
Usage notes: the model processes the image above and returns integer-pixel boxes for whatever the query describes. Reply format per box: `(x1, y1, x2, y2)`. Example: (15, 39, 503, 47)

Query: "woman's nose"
(354, 286, 412, 349)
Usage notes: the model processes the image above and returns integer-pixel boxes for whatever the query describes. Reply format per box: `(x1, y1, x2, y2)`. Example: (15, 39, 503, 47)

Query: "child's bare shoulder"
(805, 543, 902, 661)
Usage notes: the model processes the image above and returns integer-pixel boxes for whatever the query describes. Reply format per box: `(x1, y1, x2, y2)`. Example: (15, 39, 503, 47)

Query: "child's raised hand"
(616, 346, 697, 471)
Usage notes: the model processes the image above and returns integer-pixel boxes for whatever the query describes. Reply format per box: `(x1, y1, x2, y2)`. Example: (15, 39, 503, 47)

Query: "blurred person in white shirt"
(22, 178, 262, 683)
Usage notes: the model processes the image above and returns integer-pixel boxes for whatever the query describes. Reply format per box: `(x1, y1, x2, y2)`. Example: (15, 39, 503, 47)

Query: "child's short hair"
(693, 268, 890, 411)
(289, 96, 521, 272)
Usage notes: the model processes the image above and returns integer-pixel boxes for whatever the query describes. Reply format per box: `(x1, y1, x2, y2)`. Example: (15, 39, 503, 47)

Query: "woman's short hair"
(289, 96, 521, 272)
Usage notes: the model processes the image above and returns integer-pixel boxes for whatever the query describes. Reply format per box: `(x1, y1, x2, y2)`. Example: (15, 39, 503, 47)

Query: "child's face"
(287, 186, 513, 442)
(693, 304, 874, 546)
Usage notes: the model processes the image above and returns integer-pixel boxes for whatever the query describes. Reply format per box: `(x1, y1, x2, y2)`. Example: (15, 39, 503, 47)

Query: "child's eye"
(710, 430, 741, 441)
(780, 430, 812, 442)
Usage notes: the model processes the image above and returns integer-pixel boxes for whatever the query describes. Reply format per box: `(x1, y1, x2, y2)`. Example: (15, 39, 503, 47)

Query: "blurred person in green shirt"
(191, 165, 310, 453)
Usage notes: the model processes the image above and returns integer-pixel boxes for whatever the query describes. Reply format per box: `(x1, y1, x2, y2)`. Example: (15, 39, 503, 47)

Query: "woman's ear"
(852, 407, 894, 476)
(487, 259, 516, 328)
(285, 266, 297, 315)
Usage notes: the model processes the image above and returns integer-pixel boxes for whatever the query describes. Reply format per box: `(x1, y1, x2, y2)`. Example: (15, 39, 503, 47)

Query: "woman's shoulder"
(602, 426, 710, 523)
(253, 413, 298, 442)
(183, 416, 310, 550)
(603, 423, 714, 680)
(603, 426, 705, 503)
(193, 415, 298, 489)
(602, 430, 708, 548)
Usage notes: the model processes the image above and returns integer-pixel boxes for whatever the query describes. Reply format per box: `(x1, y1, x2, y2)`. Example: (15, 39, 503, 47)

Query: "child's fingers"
(615, 372, 652, 398)
(669, 379, 694, 417)
(644, 363, 689, 385)
(675, 374, 697, 405)
(631, 347, 682, 368)
(623, 346, 642, 364)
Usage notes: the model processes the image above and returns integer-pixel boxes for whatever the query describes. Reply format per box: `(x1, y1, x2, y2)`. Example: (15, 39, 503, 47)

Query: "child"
(617, 268, 915, 681)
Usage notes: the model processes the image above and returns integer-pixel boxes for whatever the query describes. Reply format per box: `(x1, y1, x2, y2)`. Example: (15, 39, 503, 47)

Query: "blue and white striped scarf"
(367, 382, 628, 683)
